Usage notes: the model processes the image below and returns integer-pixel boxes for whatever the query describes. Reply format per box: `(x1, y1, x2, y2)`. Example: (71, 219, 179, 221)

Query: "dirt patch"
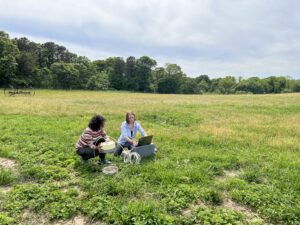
(223, 194, 260, 219)
(224, 170, 242, 178)
(53, 180, 84, 198)
(73, 185, 85, 198)
(0, 157, 17, 170)
(222, 195, 276, 225)
(214, 170, 277, 224)
(182, 208, 192, 217)
(54, 215, 105, 225)
(59, 186, 84, 198)
(21, 211, 105, 225)
(181, 199, 206, 217)
(21, 210, 47, 225)
(216, 169, 243, 182)
(0, 186, 12, 194)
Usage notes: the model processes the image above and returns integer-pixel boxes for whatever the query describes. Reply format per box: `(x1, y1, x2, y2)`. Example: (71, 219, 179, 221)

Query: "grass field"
(0, 90, 299, 225)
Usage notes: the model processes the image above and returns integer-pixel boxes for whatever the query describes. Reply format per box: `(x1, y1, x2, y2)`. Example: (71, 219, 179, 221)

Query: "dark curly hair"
(88, 115, 106, 131)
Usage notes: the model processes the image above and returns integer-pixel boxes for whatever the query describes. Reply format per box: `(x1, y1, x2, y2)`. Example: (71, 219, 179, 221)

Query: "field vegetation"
(0, 90, 299, 224)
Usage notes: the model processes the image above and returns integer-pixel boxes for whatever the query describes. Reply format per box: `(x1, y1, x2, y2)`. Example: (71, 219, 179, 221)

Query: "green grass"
(0, 90, 299, 224)
(0, 169, 15, 186)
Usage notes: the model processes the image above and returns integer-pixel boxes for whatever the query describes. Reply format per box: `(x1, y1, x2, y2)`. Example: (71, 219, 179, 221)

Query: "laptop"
(137, 135, 153, 146)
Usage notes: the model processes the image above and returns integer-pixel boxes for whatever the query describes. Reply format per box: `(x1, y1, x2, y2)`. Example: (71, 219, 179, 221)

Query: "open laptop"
(137, 135, 153, 146)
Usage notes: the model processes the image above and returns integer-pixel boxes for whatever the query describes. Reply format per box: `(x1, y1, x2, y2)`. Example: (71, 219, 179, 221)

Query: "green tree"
(74, 56, 96, 89)
(125, 56, 136, 91)
(181, 77, 200, 94)
(50, 62, 79, 89)
(292, 80, 300, 92)
(34, 67, 54, 88)
(150, 67, 166, 93)
(0, 31, 19, 87)
(86, 72, 110, 90)
(195, 75, 211, 93)
(217, 76, 237, 94)
(261, 76, 288, 93)
(108, 57, 125, 90)
(135, 56, 157, 92)
(40, 42, 70, 67)
(157, 63, 185, 93)
(14, 37, 41, 87)
(157, 76, 180, 93)
(93, 60, 108, 73)
(16, 52, 37, 86)
(236, 77, 264, 94)
(198, 80, 209, 93)
(0, 55, 19, 87)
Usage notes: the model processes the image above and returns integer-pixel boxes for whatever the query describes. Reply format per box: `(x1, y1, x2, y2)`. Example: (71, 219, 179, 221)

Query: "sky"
(0, 0, 299, 78)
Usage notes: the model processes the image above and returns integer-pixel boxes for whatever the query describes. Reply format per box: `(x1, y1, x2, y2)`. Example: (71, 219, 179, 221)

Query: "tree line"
(1, 30, 299, 94)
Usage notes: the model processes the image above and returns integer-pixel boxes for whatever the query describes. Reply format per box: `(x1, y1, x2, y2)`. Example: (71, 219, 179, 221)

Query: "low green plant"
(0, 168, 15, 186)
(0, 213, 15, 225)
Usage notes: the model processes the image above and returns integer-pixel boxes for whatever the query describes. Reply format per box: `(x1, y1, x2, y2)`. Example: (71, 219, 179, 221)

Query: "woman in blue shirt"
(114, 112, 147, 156)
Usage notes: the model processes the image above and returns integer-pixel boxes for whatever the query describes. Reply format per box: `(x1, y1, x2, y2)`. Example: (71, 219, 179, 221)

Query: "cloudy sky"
(0, 0, 299, 78)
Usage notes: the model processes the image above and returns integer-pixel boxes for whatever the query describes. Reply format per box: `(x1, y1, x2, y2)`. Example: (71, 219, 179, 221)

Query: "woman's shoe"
(99, 159, 111, 165)
(80, 157, 89, 164)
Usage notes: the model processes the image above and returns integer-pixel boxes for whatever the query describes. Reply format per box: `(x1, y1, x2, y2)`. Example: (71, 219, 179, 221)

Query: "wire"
(108, 136, 141, 164)
(108, 136, 125, 152)
(123, 151, 141, 164)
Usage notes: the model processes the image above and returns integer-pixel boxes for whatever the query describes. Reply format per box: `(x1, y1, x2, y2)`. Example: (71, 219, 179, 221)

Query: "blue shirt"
(118, 121, 145, 145)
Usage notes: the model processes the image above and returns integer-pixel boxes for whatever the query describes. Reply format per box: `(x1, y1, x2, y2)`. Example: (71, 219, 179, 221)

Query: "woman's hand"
(97, 144, 104, 152)
(132, 140, 138, 146)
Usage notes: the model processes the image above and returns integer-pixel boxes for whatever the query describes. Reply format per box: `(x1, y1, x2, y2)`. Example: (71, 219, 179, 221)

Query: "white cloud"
(0, 0, 299, 78)
(8, 31, 115, 60)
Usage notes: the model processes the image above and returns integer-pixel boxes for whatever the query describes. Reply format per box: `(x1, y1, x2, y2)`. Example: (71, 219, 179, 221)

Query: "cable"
(108, 136, 141, 164)
(108, 136, 125, 152)
(123, 150, 141, 164)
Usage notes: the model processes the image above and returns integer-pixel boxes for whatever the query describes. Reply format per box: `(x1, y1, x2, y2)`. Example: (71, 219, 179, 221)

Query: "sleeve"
(121, 123, 128, 139)
(101, 129, 109, 140)
(137, 122, 146, 137)
(82, 132, 97, 149)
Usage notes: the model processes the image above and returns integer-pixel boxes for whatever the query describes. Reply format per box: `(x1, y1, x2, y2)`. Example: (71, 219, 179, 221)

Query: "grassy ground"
(0, 90, 299, 225)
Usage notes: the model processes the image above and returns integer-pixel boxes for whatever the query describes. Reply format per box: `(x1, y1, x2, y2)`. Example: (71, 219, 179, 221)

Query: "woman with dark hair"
(114, 112, 147, 156)
(76, 115, 111, 164)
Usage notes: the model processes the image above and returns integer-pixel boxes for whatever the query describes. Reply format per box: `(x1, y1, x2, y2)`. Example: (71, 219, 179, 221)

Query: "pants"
(114, 142, 133, 156)
(77, 147, 106, 160)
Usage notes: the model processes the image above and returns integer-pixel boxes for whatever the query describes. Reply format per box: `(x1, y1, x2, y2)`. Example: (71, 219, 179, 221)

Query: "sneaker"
(99, 159, 111, 165)
(80, 157, 89, 164)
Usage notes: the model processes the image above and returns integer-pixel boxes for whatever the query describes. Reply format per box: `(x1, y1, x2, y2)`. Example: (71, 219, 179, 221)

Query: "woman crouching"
(76, 115, 111, 164)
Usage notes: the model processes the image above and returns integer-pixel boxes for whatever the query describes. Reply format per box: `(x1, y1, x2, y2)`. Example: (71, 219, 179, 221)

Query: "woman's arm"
(81, 132, 97, 150)
(121, 123, 134, 144)
(101, 129, 109, 141)
(137, 122, 147, 137)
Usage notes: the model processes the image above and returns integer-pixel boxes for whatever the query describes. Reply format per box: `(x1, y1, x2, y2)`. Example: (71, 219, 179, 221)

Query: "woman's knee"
(114, 145, 123, 156)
